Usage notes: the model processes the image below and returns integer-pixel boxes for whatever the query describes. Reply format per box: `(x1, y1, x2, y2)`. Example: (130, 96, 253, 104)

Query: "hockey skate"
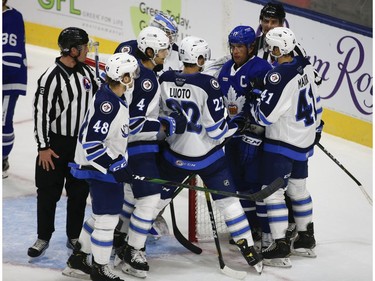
(27, 238, 49, 260)
(261, 232, 274, 251)
(262, 238, 292, 268)
(2, 157, 9, 179)
(113, 241, 128, 267)
(91, 259, 124, 281)
(235, 238, 263, 274)
(62, 244, 91, 280)
(121, 244, 149, 278)
(291, 222, 317, 258)
(66, 238, 79, 250)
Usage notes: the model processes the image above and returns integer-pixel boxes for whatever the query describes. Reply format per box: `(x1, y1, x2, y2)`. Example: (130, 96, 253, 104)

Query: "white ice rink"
(2, 45, 373, 281)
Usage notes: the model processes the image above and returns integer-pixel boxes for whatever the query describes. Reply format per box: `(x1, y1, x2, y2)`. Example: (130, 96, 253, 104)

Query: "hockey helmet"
(228, 25, 256, 46)
(265, 27, 296, 56)
(137, 26, 170, 56)
(179, 36, 211, 65)
(58, 27, 89, 55)
(149, 12, 178, 43)
(105, 53, 139, 82)
(260, 2, 286, 21)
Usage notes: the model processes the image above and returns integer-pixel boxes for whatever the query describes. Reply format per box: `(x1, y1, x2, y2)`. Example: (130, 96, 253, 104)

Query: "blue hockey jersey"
(2, 6, 27, 96)
(218, 56, 272, 119)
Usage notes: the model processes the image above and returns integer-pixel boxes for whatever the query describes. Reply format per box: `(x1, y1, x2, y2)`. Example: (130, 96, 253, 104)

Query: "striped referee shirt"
(33, 57, 99, 150)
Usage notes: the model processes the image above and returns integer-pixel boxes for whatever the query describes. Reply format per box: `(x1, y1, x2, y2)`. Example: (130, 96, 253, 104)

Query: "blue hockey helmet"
(228, 26, 256, 46)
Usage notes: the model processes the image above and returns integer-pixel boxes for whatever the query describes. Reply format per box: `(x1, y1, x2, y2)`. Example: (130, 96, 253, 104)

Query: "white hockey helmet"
(149, 12, 178, 43)
(265, 27, 296, 57)
(105, 53, 139, 82)
(179, 36, 211, 66)
(137, 26, 170, 56)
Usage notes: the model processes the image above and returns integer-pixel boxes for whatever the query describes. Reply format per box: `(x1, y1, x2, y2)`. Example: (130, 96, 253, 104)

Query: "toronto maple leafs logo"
(223, 85, 246, 118)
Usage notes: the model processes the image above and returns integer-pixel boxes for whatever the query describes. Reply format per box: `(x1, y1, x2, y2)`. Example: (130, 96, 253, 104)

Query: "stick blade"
(220, 266, 247, 280)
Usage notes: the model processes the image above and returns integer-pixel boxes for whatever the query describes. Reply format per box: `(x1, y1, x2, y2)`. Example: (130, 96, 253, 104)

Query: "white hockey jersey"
(251, 56, 322, 161)
(72, 84, 130, 178)
(159, 70, 237, 169)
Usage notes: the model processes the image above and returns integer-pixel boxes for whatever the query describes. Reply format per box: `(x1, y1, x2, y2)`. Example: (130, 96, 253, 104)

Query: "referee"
(28, 27, 99, 259)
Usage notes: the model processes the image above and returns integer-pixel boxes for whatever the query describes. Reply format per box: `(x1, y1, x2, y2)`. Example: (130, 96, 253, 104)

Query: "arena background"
(9, 0, 373, 147)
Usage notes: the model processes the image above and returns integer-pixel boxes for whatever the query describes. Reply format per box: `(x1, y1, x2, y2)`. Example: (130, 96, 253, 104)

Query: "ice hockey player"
(217, 25, 272, 248)
(250, 27, 322, 268)
(113, 26, 186, 278)
(62, 52, 139, 281)
(2, 0, 27, 178)
(157, 35, 263, 274)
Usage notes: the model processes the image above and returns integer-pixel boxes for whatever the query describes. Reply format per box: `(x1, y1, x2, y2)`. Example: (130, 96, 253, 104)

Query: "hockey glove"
(159, 116, 176, 137)
(108, 156, 133, 183)
(169, 111, 187, 134)
(314, 120, 324, 145)
(240, 131, 263, 164)
(230, 114, 247, 134)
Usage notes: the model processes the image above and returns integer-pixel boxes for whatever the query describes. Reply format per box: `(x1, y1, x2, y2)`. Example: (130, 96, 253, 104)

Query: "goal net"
(187, 175, 229, 242)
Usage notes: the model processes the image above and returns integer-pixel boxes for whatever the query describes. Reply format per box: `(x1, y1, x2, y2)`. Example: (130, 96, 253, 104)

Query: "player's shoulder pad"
(199, 73, 221, 91)
(94, 85, 122, 114)
(136, 66, 158, 93)
(158, 69, 177, 84)
(115, 39, 138, 56)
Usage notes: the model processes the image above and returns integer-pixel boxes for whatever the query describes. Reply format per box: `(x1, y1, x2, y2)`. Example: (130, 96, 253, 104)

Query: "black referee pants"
(35, 133, 89, 241)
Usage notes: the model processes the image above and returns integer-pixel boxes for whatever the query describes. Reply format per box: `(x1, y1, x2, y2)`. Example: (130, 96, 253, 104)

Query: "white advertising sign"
(10, 0, 373, 122)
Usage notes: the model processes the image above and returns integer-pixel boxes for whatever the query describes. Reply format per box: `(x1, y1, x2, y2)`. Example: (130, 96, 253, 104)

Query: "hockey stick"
(317, 143, 372, 206)
(169, 174, 203, 254)
(133, 175, 283, 201)
(205, 190, 247, 279)
(170, 193, 203, 254)
(92, 41, 100, 79)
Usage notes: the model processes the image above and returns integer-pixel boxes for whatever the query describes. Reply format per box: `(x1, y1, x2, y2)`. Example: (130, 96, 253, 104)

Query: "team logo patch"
(175, 160, 184, 167)
(141, 79, 154, 92)
(82, 77, 92, 90)
(210, 78, 220, 90)
(100, 101, 113, 114)
(223, 179, 230, 186)
(269, 72, 281, 84)
(39, 87, 45, 95)
(121, 124, 129, 138)
(121, 46, 132, 53)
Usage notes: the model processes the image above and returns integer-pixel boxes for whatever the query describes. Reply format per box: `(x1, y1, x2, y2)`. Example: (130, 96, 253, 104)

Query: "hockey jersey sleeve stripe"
(129, 117, 146, 132)
(209, 125, 229, 140)
(82, 141, 103, 149)
(86, 147, 107, 161)
(3, 83, 27, 91)
(205, 118, 225, 132)
(259, 112, 273, 126)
